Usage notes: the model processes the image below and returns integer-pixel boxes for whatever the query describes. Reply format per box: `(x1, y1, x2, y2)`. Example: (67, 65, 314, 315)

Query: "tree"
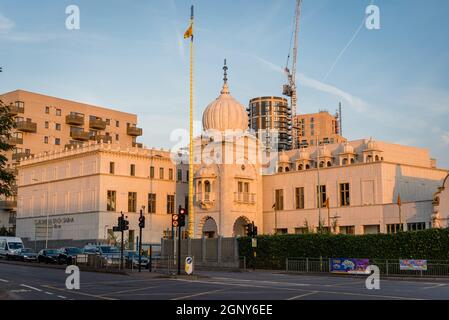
(0, 100, 16, 197)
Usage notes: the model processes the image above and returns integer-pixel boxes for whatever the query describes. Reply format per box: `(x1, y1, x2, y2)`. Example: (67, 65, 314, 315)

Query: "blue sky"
(1, 0, 448, 167)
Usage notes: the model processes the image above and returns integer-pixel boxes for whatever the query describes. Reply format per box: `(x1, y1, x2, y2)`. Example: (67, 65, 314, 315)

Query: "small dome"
(317, 146, 331, 158)
(202, 61, 248, 132)
(366, 137, 379, 150)
(195, 166, 217, 178)
(298, 148, 310, 160)
(279, 151, 290, 163)
(342, 142, 354, 154)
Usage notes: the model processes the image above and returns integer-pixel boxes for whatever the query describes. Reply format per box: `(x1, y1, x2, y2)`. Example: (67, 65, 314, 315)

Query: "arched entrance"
(233, 216, 251, 237)
(202, 217, 218, 238)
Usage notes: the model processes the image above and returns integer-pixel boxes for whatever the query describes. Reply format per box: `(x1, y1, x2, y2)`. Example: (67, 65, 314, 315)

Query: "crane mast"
(283, 0, 302, 150)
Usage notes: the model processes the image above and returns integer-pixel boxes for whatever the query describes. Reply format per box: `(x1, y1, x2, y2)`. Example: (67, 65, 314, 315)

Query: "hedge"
(238, 228, 449, 269)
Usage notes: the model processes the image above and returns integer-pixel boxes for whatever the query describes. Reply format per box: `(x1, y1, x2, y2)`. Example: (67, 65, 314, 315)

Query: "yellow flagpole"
(188, 6, 195, 238)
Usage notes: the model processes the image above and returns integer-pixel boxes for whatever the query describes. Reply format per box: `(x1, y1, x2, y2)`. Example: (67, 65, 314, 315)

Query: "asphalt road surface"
(0, 262, 448, 300)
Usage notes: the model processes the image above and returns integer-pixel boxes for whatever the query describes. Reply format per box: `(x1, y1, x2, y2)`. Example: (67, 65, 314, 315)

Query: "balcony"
(132, 142, 143, 148)
(90, 134, 112, 144)
(7, 136, 23, 145)
(16, 121, 37, 133)
(70, 130, 90, 141)
(66, 114, 85, 126)
(0, 201, 17, 211)
(65, 141, 84, 149)
(127, 126, 143, 137)
(196, 192, 215, 209)
(89, 118, 107, 130)
(8, 104, 25, 116)
(9, 213, 16, 225)
(12, 152, 33, 161)
(234, 192, 256, 205)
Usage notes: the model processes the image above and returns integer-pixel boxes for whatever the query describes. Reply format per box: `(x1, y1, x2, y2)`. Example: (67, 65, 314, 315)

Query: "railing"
(234, 192, 256, 204)
(284, 258, 449, 278)
(66, 114, 85, 125)
(8, 104, 25, 115)
(127, 126, 143, 136)
(7, 136, 23, 145)
(70, 130, 90, 141)
(132, 142, 143, 148)
(89, 118, 107, 130)
(16, 121, 37, 133)
(90, 135, 112, 143)
(0, 201, 17, 210)
(12, 152, 33, 161)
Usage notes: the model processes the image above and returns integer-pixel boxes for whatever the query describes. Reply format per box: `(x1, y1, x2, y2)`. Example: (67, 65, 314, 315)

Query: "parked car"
(0, 237, 24, 260)
(83, 245, 121, 266)
(17, 248, 37, 262)
(58, 247, 84, 265)
(37, 249, 60, 264)
(125, 251, 149, 269)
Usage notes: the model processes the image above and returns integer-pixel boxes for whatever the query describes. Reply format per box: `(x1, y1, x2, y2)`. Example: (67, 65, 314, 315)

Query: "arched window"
(278, 167, 283, 173)
(205, 180, 211, 193)
(319, 161, 325, 168)
(375, 155, 380, 162)
(350, 158, 355, 164)
(342, 158, 348, 165)
(198, 181, 202, 193)
(285, 167, 290, 172)
(305, 164, 310, 170)
(367, 155, 373, 163)
(327, 161, 332, 167)
(298, 164, 303, 171)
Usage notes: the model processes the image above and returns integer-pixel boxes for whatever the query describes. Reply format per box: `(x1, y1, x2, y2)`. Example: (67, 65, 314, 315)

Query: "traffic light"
(178, 206, 186, 227)
(245, 224, 253, 237)
(139, 215, 145, 229)
(123, 218, 129, 231)
(253, 226, 258, 237)
(172, 214, 179, 228)
(117, 216, 123, 230)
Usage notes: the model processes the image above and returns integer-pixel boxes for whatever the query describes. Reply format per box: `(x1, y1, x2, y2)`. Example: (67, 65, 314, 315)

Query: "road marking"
(45, 291, 54, 295)
(422, 283, 447, 290)
(99, 286, 159, 297)
(10, 289, 30, 293)
(172, 288, 229, 300)
(20, 284, 42, 292)
(212, 277, 311, 287)
(58, 295, 67, 299)
(42, 285, 117, 301)
(287, 291, 319, 300)
(0, 279, 9, 283)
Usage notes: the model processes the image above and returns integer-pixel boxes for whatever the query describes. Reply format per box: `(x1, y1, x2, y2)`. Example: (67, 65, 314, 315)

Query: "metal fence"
(285, 258, 449, 278)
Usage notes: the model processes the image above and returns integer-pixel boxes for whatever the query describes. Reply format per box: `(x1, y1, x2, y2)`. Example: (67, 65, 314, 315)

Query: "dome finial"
(221, 59, 230, 94)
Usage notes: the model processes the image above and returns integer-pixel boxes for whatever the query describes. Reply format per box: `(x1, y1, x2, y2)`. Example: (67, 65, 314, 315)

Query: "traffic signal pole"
(178, 224, 182, 275)
(138, 209, 143, 272)
(120, 212, 124, 270)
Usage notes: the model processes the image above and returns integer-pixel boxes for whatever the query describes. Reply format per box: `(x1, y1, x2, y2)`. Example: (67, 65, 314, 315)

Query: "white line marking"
(45, 292, 54, 295)
(20, 284, 42, 292)
(422, 283, 447, 290)
(58, 295, 67, 299)
(0, 279, 9, 283)
(287, 291, 318, 300)
(172, 288, 228, 301)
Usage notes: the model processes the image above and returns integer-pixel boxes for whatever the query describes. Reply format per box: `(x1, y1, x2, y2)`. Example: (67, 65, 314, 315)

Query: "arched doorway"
(202, 217, 218, 238)
(233, 216, 251, 237)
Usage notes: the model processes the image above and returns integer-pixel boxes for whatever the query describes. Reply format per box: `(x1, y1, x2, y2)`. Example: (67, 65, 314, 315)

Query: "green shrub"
(238, 228, 449, 269)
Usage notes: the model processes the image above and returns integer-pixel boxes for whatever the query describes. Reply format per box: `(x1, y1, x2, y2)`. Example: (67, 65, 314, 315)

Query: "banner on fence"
(330, 258, 370, 274)
(399, 259, 428, 271)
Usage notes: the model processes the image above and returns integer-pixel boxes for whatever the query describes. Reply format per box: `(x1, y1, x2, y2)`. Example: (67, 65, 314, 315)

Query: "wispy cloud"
(0, 13, 14, 33)
(254, 55, 369, 112)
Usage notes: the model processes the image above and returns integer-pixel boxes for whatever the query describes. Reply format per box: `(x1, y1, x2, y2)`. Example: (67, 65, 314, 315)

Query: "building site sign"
(399, 260, 428, 271)
(330, 258, 370, 274)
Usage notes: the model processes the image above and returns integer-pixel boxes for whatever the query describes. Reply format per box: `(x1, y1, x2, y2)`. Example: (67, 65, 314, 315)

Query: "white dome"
(366, 138, 379, 150)
(318, 146, 331, 157)
(279, 151, 290, 163)
(202, 83, 249, 132)
(342, 142, 354, 154)
(298, 148, 310, 160)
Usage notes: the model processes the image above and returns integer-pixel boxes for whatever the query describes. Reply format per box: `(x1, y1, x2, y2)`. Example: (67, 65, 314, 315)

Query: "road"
(0, 262, 448, 300)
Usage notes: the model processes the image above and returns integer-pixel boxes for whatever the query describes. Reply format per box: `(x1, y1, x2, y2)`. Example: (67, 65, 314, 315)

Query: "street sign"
(185, 256, 194, 275)
(252, 238, 257, 248)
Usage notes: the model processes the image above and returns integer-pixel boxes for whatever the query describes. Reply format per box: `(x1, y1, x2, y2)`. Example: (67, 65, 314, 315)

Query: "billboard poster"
(399, 260, 428, 271)
(330, 258, 370, 274)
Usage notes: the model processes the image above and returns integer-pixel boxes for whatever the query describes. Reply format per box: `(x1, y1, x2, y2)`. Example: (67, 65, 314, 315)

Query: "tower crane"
(283, 0, 302, 150)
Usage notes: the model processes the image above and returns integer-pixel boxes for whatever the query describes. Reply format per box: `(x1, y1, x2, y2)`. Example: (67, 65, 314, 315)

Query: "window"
(116, 120, 120, 127)
(45, 106, 50, 114)
(177, 169, 182, 182)
(169, 168, 174, 180)
(130, 164, 136, 176)
(105, 119, 110, 125)
(295, 227, 308, 234)
(150, 166, 155, 179)
(109, 162, 115, 174)
(148, 193, 156, 214)
(295, 187, 305, 209)
(128, 192, 137, 212)
(45, 121, 49, 129)
(115, 134, 119, 141)
(167, 195, 175, 214)
(386, 224, 403, 234)
(275, 189, 284, 210)
(107, 191, 116, 211)
(186, 170, 189, 181)
(55, 138, 60, 145)
(340, 183, 350, 206)
(44, 136, 49, 144)
(275, 228, 288, 235)
(340, 226, 355, 235)
(407, 222, 426, 231)
(56, 109, 61, 116)
(159, 167, 164, 179)
(317, 185, 327, 208)
(55, 123, 61, 131)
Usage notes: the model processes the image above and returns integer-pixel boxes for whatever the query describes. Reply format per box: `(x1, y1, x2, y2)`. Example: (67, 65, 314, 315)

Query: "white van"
(0, 237, 24, 259)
